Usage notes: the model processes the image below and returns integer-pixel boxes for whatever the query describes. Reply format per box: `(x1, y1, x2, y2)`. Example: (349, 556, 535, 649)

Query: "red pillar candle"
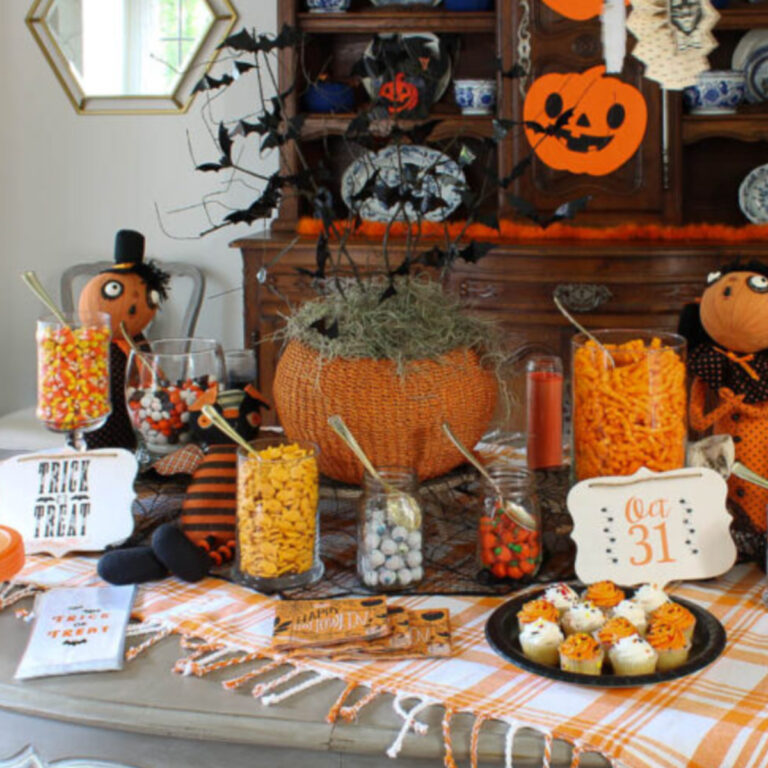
(526, 355, 564, 469)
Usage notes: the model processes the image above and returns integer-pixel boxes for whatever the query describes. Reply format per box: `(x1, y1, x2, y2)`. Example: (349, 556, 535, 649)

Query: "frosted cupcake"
(517, 599, 559, 632)
(608, 635, 658, 676)
(543, 583, 579, 617)
(646, 622, 692, 672)
(632, 584, 670, 617)
(562, 600, 606, 636)
(649, 602, 696, 641)
(519, 618, 564, 667)
(595, 617, 639, 653)
(583, 581, 626, 614)
(610, 599, 648, 636)
(559, 633, 604, 675)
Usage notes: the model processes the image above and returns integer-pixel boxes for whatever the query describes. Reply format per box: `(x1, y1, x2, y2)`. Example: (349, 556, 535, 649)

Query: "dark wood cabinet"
(234, 1, 768, 425)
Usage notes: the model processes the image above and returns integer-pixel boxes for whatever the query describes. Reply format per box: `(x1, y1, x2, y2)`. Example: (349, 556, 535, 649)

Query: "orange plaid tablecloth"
(5, 556, 768, 768)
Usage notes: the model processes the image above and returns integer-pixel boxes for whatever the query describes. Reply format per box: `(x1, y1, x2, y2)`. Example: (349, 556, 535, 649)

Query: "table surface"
(0, 604, 609, 768)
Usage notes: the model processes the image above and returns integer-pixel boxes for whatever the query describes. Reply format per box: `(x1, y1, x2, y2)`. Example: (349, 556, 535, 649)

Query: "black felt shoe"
(97, 547, 168, 585)
(152, 523, 212, 583)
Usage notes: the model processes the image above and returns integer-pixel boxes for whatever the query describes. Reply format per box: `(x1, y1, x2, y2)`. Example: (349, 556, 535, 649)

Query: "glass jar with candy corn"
(478, 466, 542, 582)
(572, 331, 687, 482)
(36, 312, 111, 448)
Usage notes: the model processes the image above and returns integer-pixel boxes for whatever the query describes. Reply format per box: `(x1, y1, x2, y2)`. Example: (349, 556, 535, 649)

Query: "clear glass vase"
(234, 436, 323, 593)
(36, 311, 112, 450)
(571, 330, 687, 482)
(358, 468, 423, 591)
(478, 466, 542, 582)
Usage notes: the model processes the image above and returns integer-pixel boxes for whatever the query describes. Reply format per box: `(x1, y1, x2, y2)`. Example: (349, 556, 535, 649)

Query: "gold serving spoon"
(442, 422, 537, 531)
(328, 414, 422, 530)
(201, 404, 260, 458)
(20, 271, 69, 327)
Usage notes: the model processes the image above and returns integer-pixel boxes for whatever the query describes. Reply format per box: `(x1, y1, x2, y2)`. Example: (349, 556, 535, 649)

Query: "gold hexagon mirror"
(27, 0, 238, 114)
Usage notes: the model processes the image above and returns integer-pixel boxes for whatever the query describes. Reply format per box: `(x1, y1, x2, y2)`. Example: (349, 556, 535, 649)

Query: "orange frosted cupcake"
(595, 617, 639, 652)
(559, 633, 604, 675)
(650, 602, 696, 641)
(646, 622, 692, 672)
(583, 581, 626, 613)
(517, 599, 559, 631)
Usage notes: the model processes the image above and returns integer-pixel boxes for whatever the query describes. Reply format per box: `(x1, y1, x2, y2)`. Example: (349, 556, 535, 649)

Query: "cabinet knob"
(553, 283, 613, 313)
(459, 280, 499, 300)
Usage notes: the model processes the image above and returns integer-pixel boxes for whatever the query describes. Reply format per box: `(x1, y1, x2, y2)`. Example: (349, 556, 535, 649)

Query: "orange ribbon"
(713, 347, 761, 381)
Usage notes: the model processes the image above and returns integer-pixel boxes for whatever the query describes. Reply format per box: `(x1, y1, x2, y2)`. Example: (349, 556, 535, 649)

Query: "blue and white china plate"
(739, 163, 768, 224)
(341, 145, 465, 222)
(733, 30, 768, 102)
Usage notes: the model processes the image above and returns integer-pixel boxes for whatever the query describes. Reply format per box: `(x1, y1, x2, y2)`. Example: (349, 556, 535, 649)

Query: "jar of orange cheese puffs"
(571, 330, 687, 482)
(234, 437, 323, 592)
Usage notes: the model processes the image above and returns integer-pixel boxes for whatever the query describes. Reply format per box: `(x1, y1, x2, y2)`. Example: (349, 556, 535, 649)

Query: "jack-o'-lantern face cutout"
(700, 269, 768, 354)
(78, 270, 160, 338)
(379, 73, 420, 115)
(541, 0, 629, 21)
(523, 66, 648, 177)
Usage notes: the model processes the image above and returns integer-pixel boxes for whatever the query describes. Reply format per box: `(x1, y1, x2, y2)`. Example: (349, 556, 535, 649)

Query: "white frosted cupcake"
(611, 599, 648, 636)
(562, 600, 606, 636)
(631, 584, 670, 617)
(519, 618, 564, 667)
(608, 635, 658, 676)
(543, 583, 579, 617)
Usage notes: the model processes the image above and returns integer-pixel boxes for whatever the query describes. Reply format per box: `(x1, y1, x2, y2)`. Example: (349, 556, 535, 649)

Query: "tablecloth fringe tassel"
(0, 583, 40, 611)
(338, 688, 380, 722)
(261, 670, 334, 706)
(221, 657, 283, 690)
(124, 621, 173, 661)
(326, 682, 357, 724)
(387, 695, 436, 759)
(470, 714, 489, 768)
(442, 708, 458, 768)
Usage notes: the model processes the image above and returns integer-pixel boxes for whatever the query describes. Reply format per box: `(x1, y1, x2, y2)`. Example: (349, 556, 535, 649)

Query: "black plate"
(485, 587, 726, 687)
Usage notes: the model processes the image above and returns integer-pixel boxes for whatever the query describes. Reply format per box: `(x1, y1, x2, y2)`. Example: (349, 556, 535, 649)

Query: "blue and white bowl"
(306, 0, 350, 11)
(453, 79, 497, 115)
(683, 70, 746, 115)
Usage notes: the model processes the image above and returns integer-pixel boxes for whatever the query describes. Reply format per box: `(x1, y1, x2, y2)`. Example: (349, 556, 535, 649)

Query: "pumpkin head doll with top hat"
(679, 261, 768, 560)
(77, 229, 170, 450)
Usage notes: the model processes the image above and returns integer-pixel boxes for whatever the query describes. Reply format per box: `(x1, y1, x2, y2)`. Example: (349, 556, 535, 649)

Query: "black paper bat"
(508, 194, 591, 228)
(496, 59, 528, 79)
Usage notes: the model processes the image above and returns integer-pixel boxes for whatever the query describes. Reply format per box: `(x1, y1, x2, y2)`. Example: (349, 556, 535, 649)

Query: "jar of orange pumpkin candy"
(571, 330, 687, 482)
(234, 437, 323, 592)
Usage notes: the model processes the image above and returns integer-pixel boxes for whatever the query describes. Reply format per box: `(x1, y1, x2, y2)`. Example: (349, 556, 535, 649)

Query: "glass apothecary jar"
(358, 468, 423, 591)
(478, 467, 542, 582)
(571, 330, 687, 482)
(234, 437, 323, 593)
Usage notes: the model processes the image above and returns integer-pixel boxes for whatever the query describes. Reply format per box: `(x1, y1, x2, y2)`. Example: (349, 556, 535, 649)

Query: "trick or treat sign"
(523, 66, 648, 177)
(0, 449, 136, 556)
(567, 467, 737, 586)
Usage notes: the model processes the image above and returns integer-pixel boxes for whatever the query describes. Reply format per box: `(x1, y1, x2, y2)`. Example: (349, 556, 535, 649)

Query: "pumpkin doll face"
(700, 270, 768, 354)
(523, 66, 648, 177)
(78, 270, 161, 338)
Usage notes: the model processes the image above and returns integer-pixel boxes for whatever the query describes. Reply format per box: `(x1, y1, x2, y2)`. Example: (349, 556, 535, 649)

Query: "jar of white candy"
(357, 468, 423, 591)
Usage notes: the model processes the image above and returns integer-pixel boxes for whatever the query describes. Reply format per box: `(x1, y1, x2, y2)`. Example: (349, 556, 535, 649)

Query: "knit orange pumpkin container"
(273, 340, 498, 484)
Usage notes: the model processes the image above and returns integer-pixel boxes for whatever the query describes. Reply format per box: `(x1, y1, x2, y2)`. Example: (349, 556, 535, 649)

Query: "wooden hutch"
(233, 0, 768, 422)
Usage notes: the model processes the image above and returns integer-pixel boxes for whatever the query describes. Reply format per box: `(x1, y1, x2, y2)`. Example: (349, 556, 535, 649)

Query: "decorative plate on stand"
(739, 163, 768, 223)
(341, 144, 465, 222)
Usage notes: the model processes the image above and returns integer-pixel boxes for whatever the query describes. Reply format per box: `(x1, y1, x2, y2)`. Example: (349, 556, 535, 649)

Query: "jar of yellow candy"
(234, 436, 322, 592)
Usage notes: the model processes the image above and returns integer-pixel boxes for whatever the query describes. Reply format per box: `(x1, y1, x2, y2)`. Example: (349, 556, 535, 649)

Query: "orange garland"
(297, 217, 768, 244)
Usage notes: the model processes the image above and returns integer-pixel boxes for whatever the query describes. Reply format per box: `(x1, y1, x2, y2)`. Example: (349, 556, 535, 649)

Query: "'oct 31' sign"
(567, 467, 737, 586)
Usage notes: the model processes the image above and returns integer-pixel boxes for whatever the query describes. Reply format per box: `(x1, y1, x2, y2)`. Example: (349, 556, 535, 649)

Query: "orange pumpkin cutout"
(379, 73, 420, 115)
(523, 65, 647, 177)
(540, 0, 630, 21)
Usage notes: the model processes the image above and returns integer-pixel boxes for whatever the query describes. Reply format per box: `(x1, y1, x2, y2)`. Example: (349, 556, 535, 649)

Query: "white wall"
(0, 0, 278, 415)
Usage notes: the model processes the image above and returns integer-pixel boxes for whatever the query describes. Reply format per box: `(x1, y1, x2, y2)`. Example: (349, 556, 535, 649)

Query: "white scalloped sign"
(0, 449, 136, 556)
(567, 467, 737, 587)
